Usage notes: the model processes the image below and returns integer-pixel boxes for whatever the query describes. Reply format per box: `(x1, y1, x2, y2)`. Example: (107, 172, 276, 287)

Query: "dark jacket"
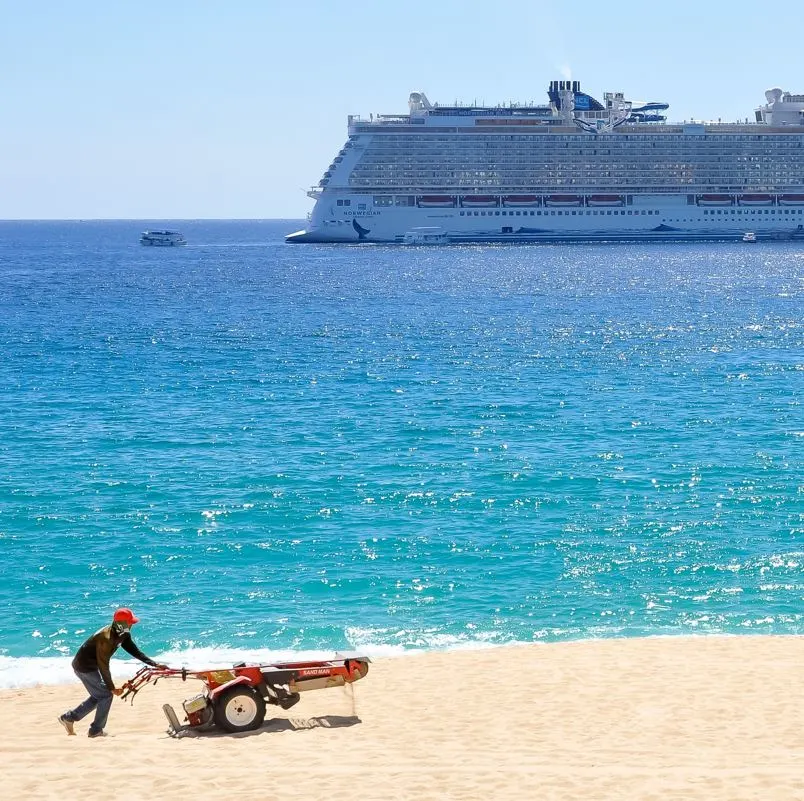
(72, 624, 159, 691)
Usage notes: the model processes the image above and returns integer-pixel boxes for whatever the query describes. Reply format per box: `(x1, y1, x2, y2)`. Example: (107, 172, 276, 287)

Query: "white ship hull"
(287, 81, 804, 245)
(140, 230, 187, 247)
(287, 193, 804, 244)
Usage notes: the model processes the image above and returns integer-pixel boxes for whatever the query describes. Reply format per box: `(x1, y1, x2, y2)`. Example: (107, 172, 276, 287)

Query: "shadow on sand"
(170, 715, 362, 740)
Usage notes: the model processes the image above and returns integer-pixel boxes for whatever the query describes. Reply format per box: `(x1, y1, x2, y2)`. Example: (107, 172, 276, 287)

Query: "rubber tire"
(213, 686, 266, 733)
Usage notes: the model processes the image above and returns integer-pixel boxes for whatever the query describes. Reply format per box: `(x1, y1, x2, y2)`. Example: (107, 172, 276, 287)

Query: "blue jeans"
(64, 669, 113, 735)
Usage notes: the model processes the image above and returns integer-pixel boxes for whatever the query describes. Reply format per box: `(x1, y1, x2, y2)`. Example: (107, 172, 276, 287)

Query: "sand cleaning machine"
(121, 656, 370, 735)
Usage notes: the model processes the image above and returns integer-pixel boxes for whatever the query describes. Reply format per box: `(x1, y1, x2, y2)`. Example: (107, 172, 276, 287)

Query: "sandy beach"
(4, 636, 804, 800)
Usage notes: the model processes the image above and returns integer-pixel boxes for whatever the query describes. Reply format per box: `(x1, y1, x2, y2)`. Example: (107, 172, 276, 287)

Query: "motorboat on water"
(742, 231, 757, 242)
(140, 230, 187, 246)
(402, 227, 450, 244)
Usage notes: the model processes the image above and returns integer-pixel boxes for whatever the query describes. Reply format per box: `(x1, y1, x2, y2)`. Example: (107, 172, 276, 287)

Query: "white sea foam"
(0, 646, 400, 689)
(0, 656, 141, 689)
(0, 640, 531, 689)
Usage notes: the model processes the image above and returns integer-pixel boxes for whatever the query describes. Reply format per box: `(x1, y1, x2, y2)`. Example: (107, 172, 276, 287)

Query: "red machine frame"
(121, 656, 370, 735)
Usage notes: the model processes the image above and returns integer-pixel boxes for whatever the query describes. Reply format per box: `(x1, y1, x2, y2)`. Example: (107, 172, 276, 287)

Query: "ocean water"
(0, 220, 802, 687)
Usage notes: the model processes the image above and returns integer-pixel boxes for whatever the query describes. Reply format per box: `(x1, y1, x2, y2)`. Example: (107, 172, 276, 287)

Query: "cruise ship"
(286, 82, 804, 244)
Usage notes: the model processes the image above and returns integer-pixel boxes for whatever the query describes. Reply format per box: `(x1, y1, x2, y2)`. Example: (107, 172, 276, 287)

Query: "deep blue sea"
(1, 220, 801, 686)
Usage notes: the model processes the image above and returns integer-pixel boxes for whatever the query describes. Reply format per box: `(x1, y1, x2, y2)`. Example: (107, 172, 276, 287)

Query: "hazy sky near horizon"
(2, 0, 802, 219)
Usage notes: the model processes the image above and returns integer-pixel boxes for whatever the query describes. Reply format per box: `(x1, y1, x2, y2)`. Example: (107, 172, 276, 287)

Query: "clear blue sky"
(2, 0, 802, 219)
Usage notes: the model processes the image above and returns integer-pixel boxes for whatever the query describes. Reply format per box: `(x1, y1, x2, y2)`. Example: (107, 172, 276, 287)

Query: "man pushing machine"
(58, 608, 167, 738)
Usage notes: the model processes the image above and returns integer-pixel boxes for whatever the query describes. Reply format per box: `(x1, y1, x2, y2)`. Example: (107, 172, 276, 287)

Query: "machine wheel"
(213, 686, 266, 733)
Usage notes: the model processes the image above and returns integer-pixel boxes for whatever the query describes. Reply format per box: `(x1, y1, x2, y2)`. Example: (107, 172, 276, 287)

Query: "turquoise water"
(1, 220, 801, 685)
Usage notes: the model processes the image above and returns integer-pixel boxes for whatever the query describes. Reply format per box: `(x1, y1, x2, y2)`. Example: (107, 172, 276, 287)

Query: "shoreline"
(7, 635, 804, 800)
(0, 629, 800, 688)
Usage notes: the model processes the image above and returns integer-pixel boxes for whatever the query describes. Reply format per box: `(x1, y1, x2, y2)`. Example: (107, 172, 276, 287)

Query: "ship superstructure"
(286, 82, 804, 244)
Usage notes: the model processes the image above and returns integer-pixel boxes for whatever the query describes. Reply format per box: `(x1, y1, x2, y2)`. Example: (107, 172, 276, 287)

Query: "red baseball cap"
(113, 607, 140, 625)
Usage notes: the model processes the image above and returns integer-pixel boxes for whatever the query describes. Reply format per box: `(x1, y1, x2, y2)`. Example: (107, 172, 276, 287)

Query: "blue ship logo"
(352, 219, 370, 240)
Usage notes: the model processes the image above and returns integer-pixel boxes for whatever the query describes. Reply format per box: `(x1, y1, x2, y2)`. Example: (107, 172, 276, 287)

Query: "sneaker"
(87, 730, 108, 738)
(58, 715, 75, 736)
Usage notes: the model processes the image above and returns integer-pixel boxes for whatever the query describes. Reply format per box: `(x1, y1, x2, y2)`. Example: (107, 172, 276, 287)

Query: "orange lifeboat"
(502, 194, 541, 207)
(587, 194, 625, 206)
(737, 194, 773, 206)
(417, 195, 456, 208)
(544, 194, 583, 207)
(697, 194, 734, 206)
(460, 195, 499, 207)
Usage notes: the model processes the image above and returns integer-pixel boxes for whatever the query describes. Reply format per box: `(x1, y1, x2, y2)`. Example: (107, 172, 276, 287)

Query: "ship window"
(537, 211, 542, 215)
(373, 196, 392, 207)
(502, 211, 507, 216)
(344, 199, 351, 206)
(337, 200, 343, 206)
(495, 211, 500, 216)
(358, 204, 366, 210)
(474, 212, 479, 216)
(459, 212, 464, 216)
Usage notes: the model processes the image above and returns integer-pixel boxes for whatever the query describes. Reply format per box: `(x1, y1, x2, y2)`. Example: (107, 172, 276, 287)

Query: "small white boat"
(742, 231, 757, 242)
(140, 230, 187, 246)
(402, 227, 449, 245)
